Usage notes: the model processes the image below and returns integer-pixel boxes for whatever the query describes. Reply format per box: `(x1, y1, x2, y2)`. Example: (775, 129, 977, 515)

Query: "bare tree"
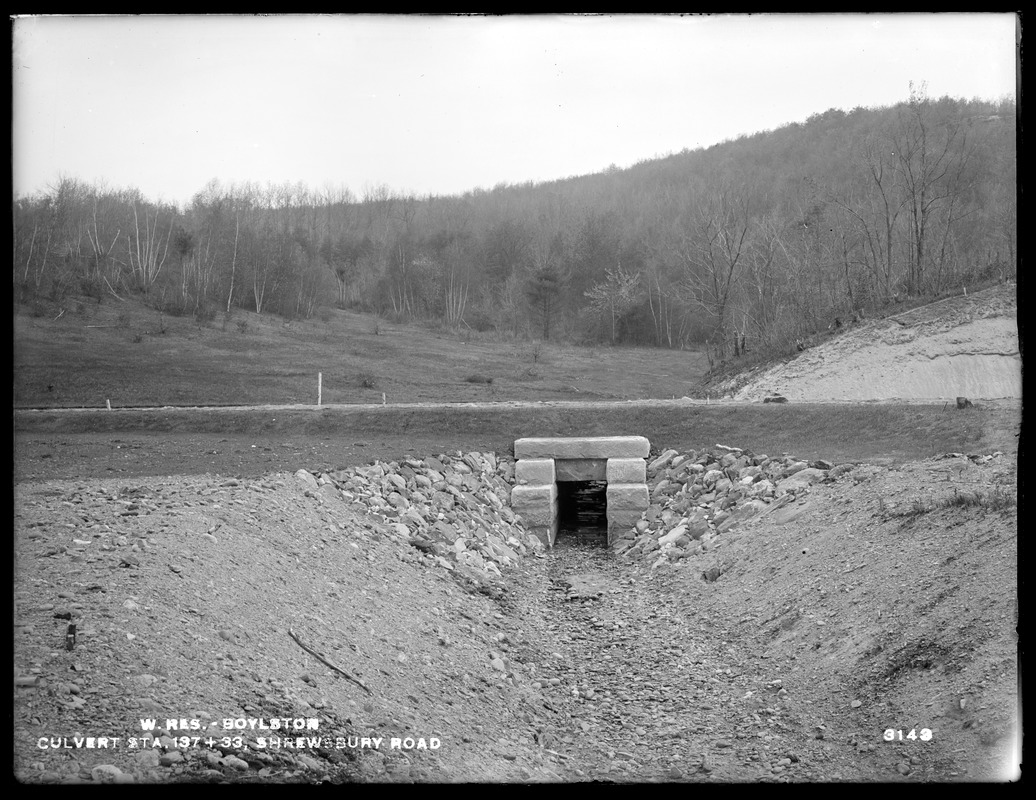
(893, 82, 975, 295)
(127, 203, 173, 293)
(830, 140, 906, 303)
(745, 209, 793, 351)
(584, 265, 642, 344)
(426, 228, 473, 327)
(666, 185, 753, 361)
(526, 264, 562, 341)
(643, 257, 682, 348)
(85, 186, 122, 291)
(226, 211, 240, 313)
(320, 233, 365, 308)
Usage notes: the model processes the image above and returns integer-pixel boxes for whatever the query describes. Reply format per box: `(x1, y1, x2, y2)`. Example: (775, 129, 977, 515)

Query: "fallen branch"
(287, 627, 373, 696)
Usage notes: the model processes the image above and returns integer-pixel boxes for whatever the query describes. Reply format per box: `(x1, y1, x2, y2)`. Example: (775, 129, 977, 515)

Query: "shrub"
(162, 300, 186, 317)
(942, 487, 1016, 512)
(79, 275, 102, 302)
(47, 276, 70, 306)
(236, 318, 249, 334)
(467, 308, 497, 332)
(510, 341, 545, 365)
(14, 279, 32, 306)
(31, 300, 47, 318)
(148, 290, 186, 317)
(357, 373, 378, 389)
(194, 303, 217, 326)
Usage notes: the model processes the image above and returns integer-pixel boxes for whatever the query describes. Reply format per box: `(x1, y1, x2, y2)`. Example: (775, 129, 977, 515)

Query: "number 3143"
(884, 728, 932, 741)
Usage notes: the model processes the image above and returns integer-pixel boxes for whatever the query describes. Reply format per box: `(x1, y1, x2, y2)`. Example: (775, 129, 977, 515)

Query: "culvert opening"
(557, 480, 608, 547)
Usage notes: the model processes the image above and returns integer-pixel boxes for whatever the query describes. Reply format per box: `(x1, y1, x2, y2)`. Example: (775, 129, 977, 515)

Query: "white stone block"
(607, 510, 643, 546)
(606, 457, 647, 483)
(606, 483, 650, 510)
(514, 458, 556, 485)
(510, 483, 557, 507)
(510, 484, 558, 527)
(555, 458, 607, 482)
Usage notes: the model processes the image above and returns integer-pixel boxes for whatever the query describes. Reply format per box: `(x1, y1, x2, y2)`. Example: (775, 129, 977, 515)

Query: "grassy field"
(12, 298, 708, 409)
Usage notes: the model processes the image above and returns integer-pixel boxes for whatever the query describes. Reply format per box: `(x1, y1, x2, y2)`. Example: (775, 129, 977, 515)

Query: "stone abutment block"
(510, 483, 559, 547)
(514, 458, 557, 486)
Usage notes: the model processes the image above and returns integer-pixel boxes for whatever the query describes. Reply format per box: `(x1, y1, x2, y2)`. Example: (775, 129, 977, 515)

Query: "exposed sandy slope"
(725, 284, 1020, 403)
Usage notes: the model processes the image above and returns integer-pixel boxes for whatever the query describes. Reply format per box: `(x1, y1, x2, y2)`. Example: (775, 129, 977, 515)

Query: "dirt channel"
(11, 419, 1020, 784)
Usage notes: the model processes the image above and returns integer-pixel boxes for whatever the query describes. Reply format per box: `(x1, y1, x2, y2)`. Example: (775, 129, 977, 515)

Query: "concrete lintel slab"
(555, 458, 607, 482)
(514, 436, 650, 460)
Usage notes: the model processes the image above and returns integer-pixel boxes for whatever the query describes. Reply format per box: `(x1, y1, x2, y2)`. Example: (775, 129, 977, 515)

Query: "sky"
(11, 13, 1019, 206)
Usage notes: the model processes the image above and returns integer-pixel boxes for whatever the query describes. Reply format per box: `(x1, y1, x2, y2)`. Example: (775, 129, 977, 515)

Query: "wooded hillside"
(14, 87, 1016, 364)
